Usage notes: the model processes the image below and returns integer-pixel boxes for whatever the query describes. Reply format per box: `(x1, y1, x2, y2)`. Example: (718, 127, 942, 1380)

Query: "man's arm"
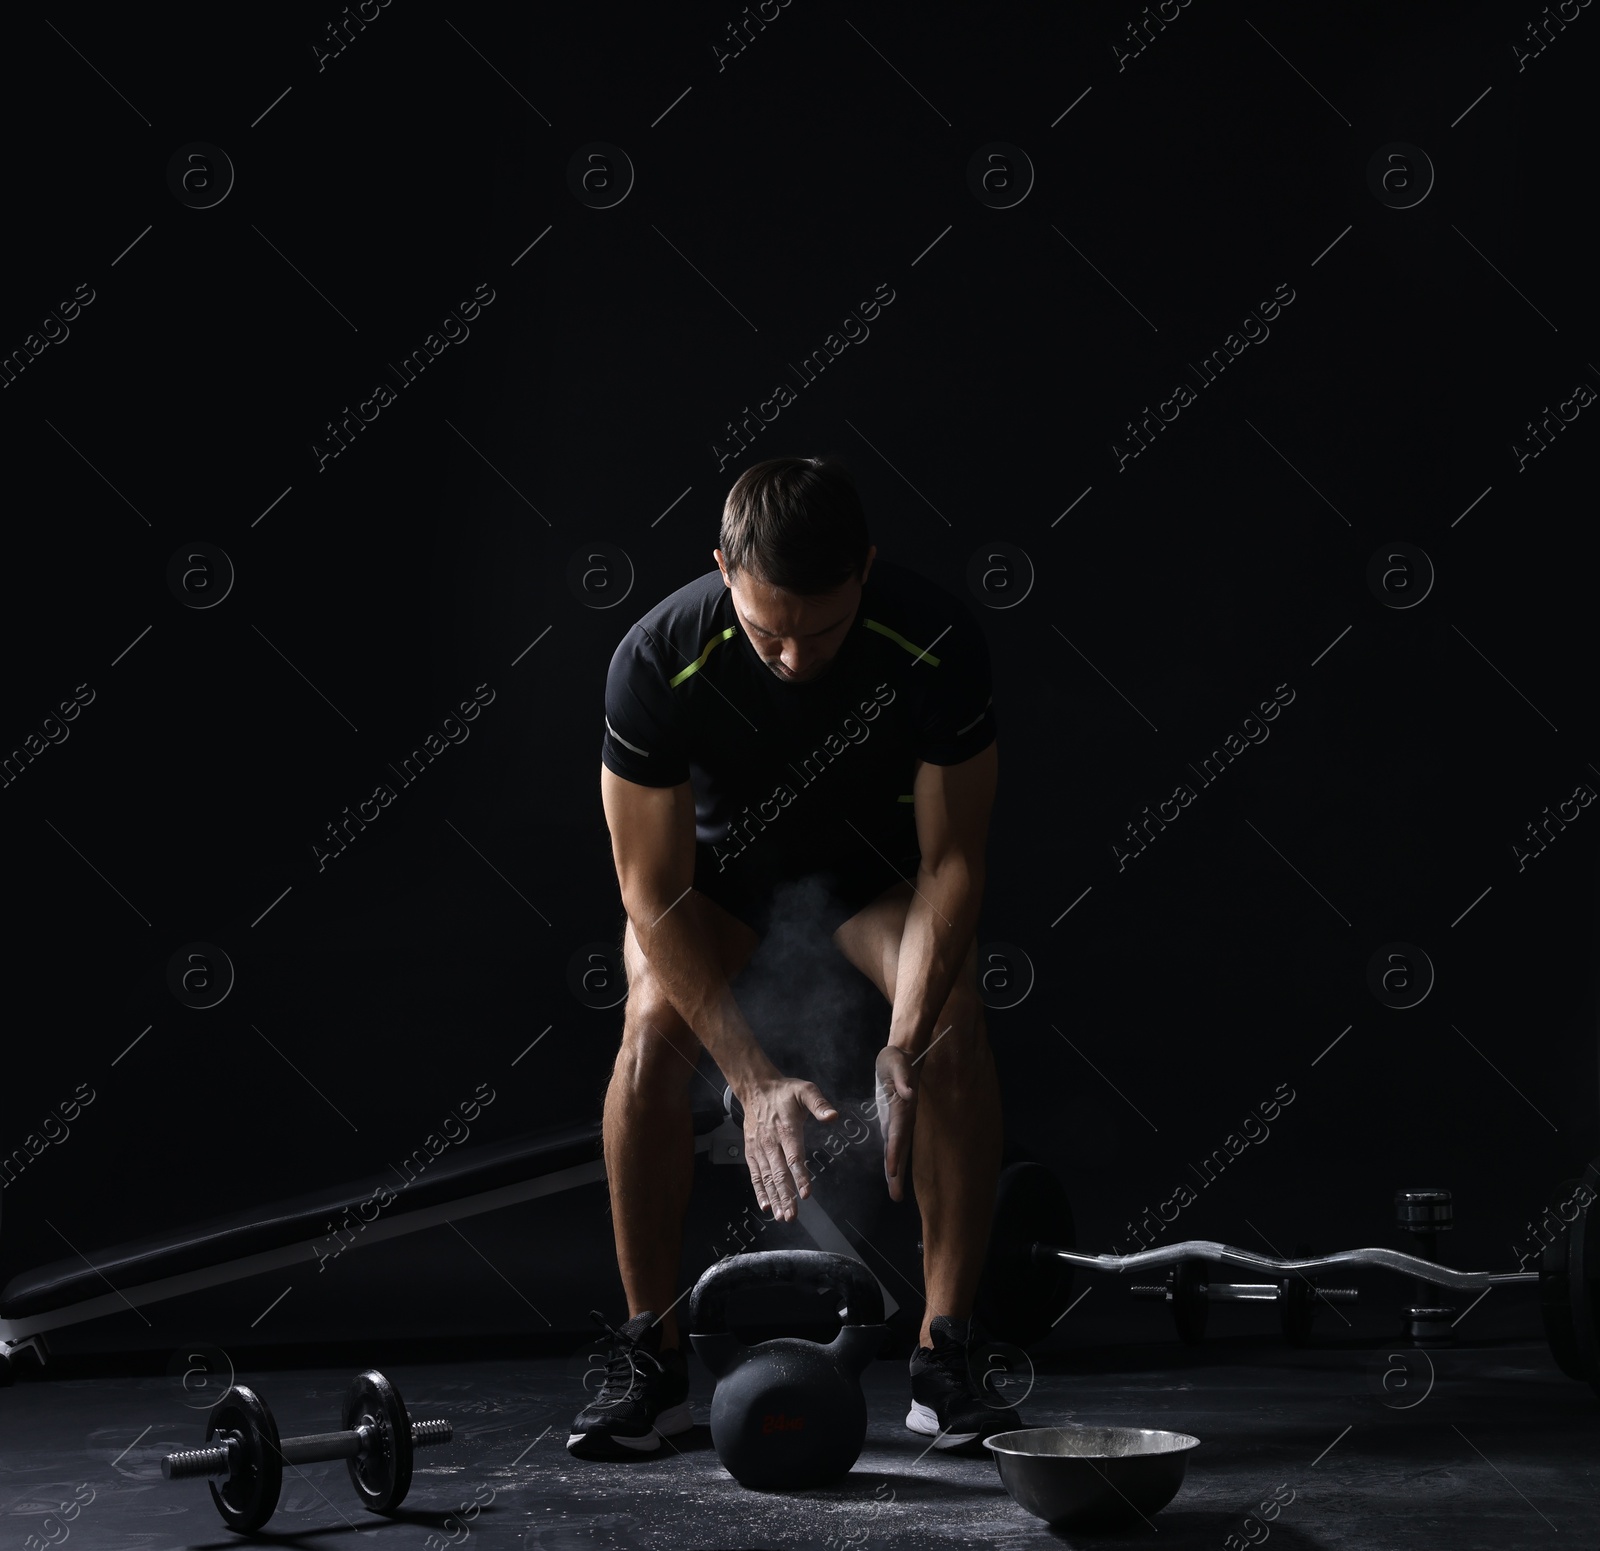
(887, 740, 998, 1058)
(600, 764, 838, 1220)
(600, 764, 777, 1093)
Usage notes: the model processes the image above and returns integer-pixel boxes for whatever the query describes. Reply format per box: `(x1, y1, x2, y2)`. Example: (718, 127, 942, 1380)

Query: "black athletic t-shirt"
(600, 558, 997, 879)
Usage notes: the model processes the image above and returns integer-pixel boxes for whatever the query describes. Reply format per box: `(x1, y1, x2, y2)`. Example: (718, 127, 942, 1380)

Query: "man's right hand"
(737, 1076, 839, 1222)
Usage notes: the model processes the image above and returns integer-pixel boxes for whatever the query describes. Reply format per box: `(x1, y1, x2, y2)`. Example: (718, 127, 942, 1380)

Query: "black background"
(0, 0, 1595, 1350)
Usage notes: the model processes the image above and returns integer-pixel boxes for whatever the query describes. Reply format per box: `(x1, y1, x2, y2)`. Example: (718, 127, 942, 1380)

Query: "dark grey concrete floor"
(2, 1336, 1595, 1549)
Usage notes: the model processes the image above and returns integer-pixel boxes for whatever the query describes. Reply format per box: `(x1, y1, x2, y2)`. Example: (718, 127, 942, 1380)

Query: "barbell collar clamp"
(1031, 1238, 1537, 1291)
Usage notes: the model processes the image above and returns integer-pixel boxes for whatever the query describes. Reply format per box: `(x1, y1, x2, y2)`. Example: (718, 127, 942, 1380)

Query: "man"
(570, 454, 1018, 1460)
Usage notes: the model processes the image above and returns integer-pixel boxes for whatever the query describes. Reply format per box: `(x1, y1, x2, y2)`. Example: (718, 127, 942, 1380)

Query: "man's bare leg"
(602, 894, 757, 1351)
(910, 974, 1003, 1344)
(833, 885, 1002, 1346)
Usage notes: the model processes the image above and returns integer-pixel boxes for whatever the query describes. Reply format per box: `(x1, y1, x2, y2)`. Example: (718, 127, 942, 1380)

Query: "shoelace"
(923, 1324, 1022, 1408)
(918, 1319, 975, 1367)
(924, 1337, 976, 1384)
(586, 1310, 664, 1404)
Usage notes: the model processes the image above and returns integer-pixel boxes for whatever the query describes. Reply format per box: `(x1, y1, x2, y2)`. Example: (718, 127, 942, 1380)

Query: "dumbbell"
(1131, 1248, 1359, 1346)
(1396, 1188, 1455, 1344)
(162, 1369, 451, 1533)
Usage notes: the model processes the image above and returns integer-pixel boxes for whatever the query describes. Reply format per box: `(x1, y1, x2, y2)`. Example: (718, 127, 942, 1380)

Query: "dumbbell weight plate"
(1539, 1180, 1586, 1382)
(1565, 1158, 1600, 1395)
(1172, 1260, 1208, 1344)
(1280, 1278, 1314, 1346)
(343, 1370, 413, 1512)
(1280, 1242, 1316, 1347)
(974, 1162, 1075, 1349)
(206, 1385, 283, 1534)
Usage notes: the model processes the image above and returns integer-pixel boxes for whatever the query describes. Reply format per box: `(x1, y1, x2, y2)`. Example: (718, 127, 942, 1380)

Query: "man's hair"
(719, 455, 870, 595)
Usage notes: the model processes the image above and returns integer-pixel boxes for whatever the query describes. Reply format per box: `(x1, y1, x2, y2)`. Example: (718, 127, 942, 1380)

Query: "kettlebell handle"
(688, 1250, 886, 1336)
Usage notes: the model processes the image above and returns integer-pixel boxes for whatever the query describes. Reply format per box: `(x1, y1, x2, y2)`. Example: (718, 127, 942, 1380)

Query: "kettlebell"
(689, 1249, 885, 1490)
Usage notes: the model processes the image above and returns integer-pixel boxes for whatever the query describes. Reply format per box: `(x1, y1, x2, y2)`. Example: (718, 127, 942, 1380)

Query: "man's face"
(715, 545, 877, 683)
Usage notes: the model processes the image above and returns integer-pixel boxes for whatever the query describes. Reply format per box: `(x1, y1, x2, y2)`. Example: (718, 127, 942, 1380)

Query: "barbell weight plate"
(205, 1385, 283, 1534)
(343, 1370, 413, 1513)
(973, 1162, 1075, 1350)
(1539, 1179, 1586, 1382)
(1566, 1158, 1600, 1395)
(1172, 1260, 1209, 1344)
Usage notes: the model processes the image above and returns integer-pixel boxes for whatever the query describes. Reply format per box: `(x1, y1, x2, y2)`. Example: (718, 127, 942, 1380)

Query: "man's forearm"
(626, 888, 779, 1094)
(886, 855, 984, 1058)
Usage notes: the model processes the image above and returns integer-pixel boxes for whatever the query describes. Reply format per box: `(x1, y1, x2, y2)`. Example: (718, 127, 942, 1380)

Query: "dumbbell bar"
(164, 1418, 453, 1475)
(1129, 1258, 1359, 1347)
(1131, 1281, 1358, 1303)
(161, 1369, 451, 1533)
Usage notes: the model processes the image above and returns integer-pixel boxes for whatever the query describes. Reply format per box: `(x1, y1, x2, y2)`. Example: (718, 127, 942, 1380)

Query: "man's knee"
(923, 962, 990, 1068)
(615, 956, 701, 1087)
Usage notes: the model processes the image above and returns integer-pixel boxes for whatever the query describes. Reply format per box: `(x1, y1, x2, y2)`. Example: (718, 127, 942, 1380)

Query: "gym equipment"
(1129, 1260, 1211, 1343)
(1029, 1236, 1535, 1334)
(1567, 1157, 1600, 1394)
(1131, 1245, 1359, 1347)
(1280, 1244, 1348, 1346)
(980, 1170, 1585, 1377)
(709, 1084, 904, 1330)
(688, 1249, 885, 1489)
(1540, 1177, 1587, 1381)
(179, 1383, 282, 1534)
(1396, 1188, 1455, 1342)
(0, 1334, 45, 1386)
(161, 1369, 452, 1532)
(999, 1162, 1600, 1394)
(983, 1425, 1200, 1529)
(1173, 1259, 1208, 1343)
(0, 1096, 740, 1363)
(974, 1162, 1075, 1348)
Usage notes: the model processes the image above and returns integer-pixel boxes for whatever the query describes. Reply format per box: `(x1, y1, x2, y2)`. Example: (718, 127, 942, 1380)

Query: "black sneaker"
(566, 1311, 692, 1459)
(906, 1314, 1028, 1450)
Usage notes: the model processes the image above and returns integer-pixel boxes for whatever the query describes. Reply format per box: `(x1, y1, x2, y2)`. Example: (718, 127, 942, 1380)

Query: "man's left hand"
(874, 1045, 919, 1201)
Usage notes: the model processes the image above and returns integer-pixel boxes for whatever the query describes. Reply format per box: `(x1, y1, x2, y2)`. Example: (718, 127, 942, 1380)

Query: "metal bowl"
(983, 1424, 1200, 1529)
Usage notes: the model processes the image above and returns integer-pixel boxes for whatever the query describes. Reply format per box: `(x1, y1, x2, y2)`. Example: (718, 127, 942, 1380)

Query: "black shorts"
(691, 841, 921, 939)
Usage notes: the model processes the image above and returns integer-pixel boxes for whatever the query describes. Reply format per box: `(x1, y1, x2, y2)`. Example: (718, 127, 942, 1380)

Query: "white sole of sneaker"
(655, 1400, 695, 1437)
(565, 1428, 658, 1454)
(905, 1400, 980, 1447)
(566, 1400, 695, 1456)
